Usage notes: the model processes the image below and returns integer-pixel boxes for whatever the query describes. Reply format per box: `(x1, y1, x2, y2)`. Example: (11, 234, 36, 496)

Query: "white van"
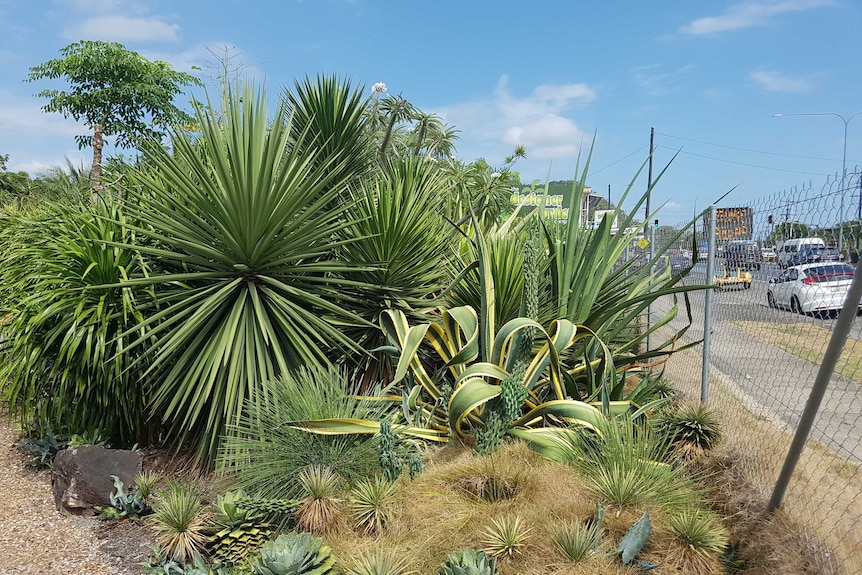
(777, 237, 826, 267)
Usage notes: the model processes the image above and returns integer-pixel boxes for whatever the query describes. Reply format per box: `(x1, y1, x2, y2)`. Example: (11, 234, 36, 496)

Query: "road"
(651, 261, 862, 463)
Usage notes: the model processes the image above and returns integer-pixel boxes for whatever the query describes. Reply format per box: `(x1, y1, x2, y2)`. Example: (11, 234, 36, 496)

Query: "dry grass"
(730, 320, 862, 384)
(659, 338, 862, 575)
(325, 441, 724, 575)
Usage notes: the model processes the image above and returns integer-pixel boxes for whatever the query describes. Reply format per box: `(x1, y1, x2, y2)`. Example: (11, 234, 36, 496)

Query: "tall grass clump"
(560, 415, 699, 509)
(217, 364, 388, 499)
(0, 199, 153, 445)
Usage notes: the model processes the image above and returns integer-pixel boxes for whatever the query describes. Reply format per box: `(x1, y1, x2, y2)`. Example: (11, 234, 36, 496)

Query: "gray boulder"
(52, 446, 142, 515)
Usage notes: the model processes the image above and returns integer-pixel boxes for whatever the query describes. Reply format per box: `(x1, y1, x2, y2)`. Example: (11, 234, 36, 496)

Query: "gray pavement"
(652, 268, 862, 463)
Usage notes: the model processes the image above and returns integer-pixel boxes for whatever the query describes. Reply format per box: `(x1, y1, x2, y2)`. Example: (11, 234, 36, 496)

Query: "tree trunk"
(90, 123, 103, 199)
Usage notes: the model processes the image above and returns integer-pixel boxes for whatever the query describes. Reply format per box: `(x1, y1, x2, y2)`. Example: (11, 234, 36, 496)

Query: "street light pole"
(773, 112, 862, 253)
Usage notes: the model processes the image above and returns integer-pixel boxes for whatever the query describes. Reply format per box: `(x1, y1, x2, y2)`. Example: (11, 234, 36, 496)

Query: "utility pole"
(645, 127, 655, 352)
(608, 183, 611, 208)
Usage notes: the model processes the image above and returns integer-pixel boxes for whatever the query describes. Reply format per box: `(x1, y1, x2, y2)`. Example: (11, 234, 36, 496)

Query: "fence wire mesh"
(648, 168, 862, 574)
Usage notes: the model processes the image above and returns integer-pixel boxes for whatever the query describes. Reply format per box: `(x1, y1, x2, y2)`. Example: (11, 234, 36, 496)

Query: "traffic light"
(767, 215, 774, 225)
(654, 219, 659, 228)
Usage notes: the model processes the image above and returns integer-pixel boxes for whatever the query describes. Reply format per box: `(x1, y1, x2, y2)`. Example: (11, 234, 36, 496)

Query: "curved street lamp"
(773, 111, 862, 253)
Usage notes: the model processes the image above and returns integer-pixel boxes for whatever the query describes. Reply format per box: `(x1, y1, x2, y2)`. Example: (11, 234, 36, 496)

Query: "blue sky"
(1, 0, 860, 223)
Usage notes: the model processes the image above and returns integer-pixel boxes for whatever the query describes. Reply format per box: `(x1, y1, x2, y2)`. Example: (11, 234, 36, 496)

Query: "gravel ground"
(0, 416, 154, 574)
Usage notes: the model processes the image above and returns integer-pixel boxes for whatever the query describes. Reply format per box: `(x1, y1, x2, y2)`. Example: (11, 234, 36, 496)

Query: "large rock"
(52, 446, 142, 515)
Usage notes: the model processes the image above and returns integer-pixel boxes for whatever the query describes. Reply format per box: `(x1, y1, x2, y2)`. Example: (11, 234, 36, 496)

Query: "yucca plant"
(560, 415, 700, 509)
(345, 550, 414, 575)
(349, 476, 398, 534)
(669, 508, 729, 555)
(439, 549, 497, 575)
(0, 199, 152, 445)
(336, 156, 456, 384)
(134, 470, 161, 501)
(295, 465, 343, 534)
(481, 515, 532, 559)
(655, 404, 722, 459)
(553, 521, 602, 562)
(208, 490, 271, 567)
(103, 80, 377, 464)
(148, 480, 211, 563)
(251, 531, 337, 575)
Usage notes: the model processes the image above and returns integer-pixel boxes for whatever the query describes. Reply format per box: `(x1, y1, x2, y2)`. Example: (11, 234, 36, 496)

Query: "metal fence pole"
(701, 205, 717, 404)
(767, 261, 862, 511)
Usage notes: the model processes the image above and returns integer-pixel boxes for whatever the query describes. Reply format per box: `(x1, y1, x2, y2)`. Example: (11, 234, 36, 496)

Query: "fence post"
(767, 261, 862, 511)
(701, 205, 717, 404)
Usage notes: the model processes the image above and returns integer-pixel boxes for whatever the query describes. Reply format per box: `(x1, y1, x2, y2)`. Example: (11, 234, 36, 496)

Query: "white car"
(767, 263, 857, 315)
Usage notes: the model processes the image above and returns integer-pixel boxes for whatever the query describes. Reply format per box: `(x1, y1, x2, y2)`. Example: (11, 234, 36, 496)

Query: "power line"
(656, 132, 853, 163)
(590, 145, 649, 175)
(654, 145, 830, 176)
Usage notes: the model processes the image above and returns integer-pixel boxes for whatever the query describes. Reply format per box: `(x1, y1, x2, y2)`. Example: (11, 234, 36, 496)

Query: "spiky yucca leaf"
(350, 476, 398, 534)
(481, 515, 532, 558)
(108, 81, 373, 465)
(345, 550, 414, 575)
(669, 508, 729, 555)
(295, 465, 343, 534)
(148, 480, 211, 563)
(553, 521, 602, 562)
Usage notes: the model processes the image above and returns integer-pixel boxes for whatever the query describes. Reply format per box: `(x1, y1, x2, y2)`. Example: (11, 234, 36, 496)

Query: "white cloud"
(55, 0, 150, 16)
(680, 0, 832, 35)
(0, 93, 84, 139)
(63, 15, 180, 42)
(437, 75, 595, 162)
(632, 64, 696, 97)
(750, 70, 810, 92)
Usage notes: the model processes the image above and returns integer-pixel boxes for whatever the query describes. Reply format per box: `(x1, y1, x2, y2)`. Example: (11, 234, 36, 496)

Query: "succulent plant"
(209, 490, 272, 567)
(250, 532, 337, 575)
(438, 548, 497, 575)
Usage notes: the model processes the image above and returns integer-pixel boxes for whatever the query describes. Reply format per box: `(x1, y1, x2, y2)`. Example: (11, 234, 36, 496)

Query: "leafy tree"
(27, 41, 200, 190)
(0, 154, 31, 199)
(765, 221, 812, 246)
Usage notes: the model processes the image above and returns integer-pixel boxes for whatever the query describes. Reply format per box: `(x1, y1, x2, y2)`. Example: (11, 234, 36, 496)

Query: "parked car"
(725, 240, 762, 271)
(761, 247, 778, 263)
(767, 263, 857, 315)
(785, 246, 844, 267)
(777, 237, 826, 267)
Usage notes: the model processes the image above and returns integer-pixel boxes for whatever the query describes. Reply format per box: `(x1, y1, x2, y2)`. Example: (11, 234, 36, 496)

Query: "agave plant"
(103, 81, 376, 464)
(250, 531, 337, 575)
(439, 549, 497, 575)
(481, 515, 532, 559)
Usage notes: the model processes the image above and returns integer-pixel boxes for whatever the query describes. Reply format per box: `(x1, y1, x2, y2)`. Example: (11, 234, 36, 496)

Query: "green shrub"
(217, 365, 386, 500)
(561, 415, 699, 509)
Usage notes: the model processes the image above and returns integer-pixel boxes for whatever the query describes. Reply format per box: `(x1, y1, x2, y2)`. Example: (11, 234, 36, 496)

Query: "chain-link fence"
(647, 168, 862, 574)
